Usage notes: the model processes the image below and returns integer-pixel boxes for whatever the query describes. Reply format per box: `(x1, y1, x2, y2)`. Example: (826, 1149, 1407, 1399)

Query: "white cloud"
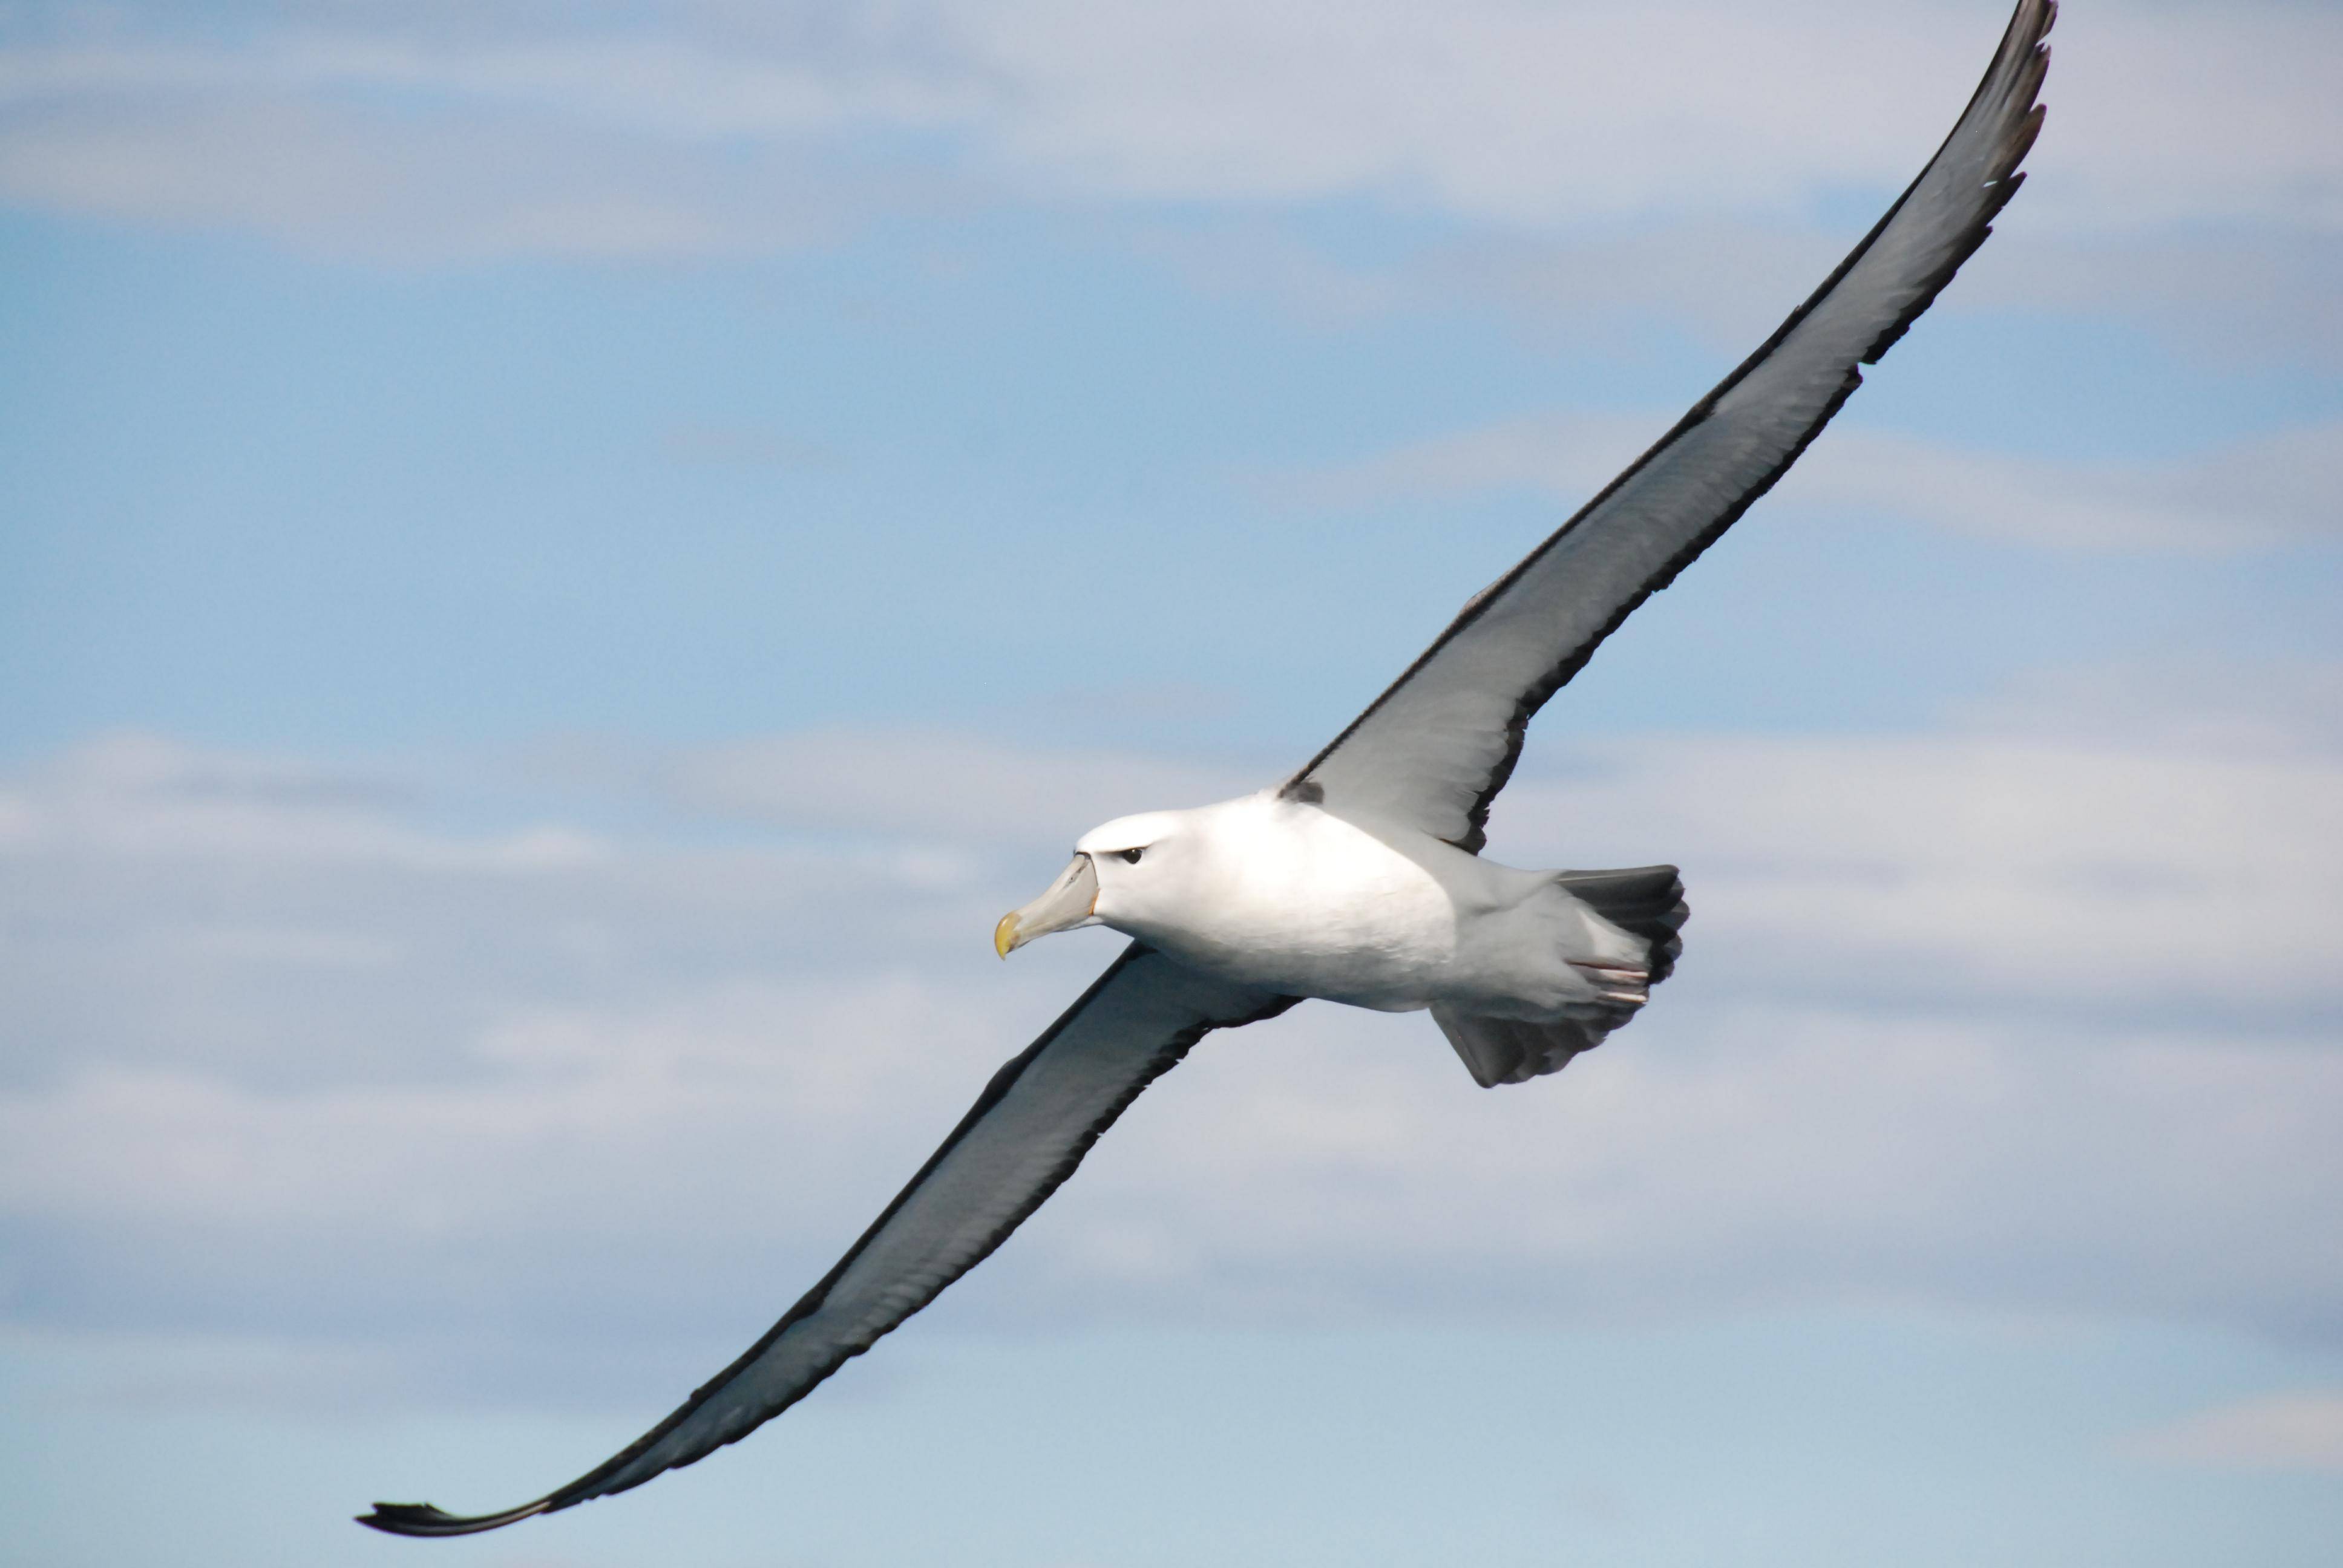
(8, 2, 2339, 376)
(0, 730, 591, 866)
(1288, 211, 2339, 374)
(1083, 999, 2343, 1333)
(2126, 1391, 2343, 1472)
(9, 989, 2340, 1358)
(0, 94, 916, 262)
(1947, 660, 2343, 760)
(1, 1, 2336, 260)
(666, 728, 1260, 848)
(1788, 422, 2343, 552)
(829, 0, 2343, 231)
(0, 32, 988, 140)
(1290, 411, 2343, 554)
(1950, 226, 2343, 371)
(1490, 725, 2343, 1013)
(4, 685, 2340, 1412)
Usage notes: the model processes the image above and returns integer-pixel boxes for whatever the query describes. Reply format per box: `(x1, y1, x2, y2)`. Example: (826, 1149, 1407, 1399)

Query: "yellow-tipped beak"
(994, 855, 1099, 959)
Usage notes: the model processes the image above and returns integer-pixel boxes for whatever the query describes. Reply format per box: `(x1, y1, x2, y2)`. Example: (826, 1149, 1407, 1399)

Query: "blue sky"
(4, 2, 2341, 1564)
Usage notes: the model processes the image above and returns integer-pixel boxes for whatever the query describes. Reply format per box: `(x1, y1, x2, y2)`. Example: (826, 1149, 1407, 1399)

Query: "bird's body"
(1066, 791, 1652, 1019)
(361, 0, 2054, 1538)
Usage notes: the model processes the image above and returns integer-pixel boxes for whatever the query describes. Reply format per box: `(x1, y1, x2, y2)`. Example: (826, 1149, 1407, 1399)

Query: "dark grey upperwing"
(1287, 0, 2053, 852)
(359, 946, 1293, 1537)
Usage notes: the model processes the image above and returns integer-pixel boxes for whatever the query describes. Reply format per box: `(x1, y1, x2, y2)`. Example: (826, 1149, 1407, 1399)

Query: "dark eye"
(1119, 848, 1144, 864)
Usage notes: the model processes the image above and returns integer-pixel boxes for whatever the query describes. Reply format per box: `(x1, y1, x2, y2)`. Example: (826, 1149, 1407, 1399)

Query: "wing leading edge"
(359, 946, 1293, 1537)
(1289, 0, 2053, 851)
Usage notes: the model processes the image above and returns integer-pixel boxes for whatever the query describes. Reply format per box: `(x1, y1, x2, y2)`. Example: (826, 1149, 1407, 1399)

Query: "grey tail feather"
(1430, 1007, 1618, 1089)
(1431, 865, 1689, 1089)
(1556, 864, 1688, 985)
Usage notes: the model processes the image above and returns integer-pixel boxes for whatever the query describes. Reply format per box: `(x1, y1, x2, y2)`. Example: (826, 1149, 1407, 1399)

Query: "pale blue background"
(4, 2, 2340, 1564)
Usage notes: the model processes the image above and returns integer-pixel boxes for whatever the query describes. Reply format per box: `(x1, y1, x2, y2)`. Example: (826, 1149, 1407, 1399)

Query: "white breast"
(1112, 792, 1462, 1008)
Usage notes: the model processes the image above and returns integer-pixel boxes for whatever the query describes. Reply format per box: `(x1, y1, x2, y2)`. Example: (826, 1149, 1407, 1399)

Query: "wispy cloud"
(665, 728, 1259, 846)
(1286, 412, 2343, 554)
(4, 674, 2339, 1410)
(1496, 725, 2343, 1013)
(2, 1, 2337, 260)
(8, 2, 2338, 385)
(1946, 659, 2343, 759)
(0, 95, 936, 261)
(2125, 1391, 2343, 1472)
(1126, 214, 2343, 374)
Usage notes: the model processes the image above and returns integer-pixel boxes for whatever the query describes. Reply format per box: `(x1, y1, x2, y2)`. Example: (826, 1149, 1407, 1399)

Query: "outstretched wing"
(1288, 0, 2053, 852)
(359, 946, 1293, 1537)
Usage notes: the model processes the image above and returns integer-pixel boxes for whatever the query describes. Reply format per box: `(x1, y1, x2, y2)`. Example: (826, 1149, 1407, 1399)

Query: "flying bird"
(362, 0, 2051, 1537)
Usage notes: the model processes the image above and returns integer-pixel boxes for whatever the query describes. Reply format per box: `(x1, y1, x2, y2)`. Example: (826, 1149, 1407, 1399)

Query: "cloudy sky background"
(4, 1, 2340, 1564)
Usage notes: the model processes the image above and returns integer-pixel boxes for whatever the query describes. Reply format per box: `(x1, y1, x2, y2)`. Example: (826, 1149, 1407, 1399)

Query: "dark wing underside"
(359, 946, 1291, 1537)
(1288, 0, 2053, 852)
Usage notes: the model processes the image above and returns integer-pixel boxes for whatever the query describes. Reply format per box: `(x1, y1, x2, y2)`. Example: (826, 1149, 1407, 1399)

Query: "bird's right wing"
(1288, 0, 2053, 852)
(359, 944, 1293, 1537)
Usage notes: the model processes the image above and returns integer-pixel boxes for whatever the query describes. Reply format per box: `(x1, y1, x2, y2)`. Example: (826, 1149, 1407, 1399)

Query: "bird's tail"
(1430, 866, 1688, 1089)
(1555, 864, 1688, 985)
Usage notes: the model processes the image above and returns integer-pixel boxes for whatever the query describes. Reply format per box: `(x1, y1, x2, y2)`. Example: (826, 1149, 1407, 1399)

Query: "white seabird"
(362, 0, 2052, 1537)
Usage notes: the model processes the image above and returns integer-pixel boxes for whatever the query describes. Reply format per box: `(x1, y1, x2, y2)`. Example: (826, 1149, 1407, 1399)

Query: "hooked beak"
(994, 855, 1099, 958)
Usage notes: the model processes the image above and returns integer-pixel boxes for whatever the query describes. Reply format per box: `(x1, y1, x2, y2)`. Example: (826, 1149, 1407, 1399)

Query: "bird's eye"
(1119, 848, 1144, 864)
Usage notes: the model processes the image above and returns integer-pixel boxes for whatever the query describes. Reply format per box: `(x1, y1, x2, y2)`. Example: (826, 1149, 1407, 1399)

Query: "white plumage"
(1067, 792, 1653, 1018)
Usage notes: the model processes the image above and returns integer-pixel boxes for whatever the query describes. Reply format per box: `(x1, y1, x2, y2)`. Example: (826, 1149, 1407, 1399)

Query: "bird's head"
(994, 810, 1191, 957)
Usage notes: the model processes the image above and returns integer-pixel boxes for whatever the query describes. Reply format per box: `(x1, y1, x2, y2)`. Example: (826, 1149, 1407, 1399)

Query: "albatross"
(361, 0, 2052, 1537)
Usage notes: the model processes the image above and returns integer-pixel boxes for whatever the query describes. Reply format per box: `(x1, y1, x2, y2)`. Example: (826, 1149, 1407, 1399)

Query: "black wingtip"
(356, 1498, 554, 1538)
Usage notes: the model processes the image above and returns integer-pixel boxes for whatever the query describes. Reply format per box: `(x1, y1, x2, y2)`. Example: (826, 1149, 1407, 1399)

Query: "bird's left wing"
(359, 944, 1292, 1537)
(1286, 0, 2053, 852)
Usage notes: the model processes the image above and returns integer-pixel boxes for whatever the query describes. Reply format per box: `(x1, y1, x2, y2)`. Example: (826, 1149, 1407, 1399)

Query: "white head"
(994, 807, 1206, 956)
